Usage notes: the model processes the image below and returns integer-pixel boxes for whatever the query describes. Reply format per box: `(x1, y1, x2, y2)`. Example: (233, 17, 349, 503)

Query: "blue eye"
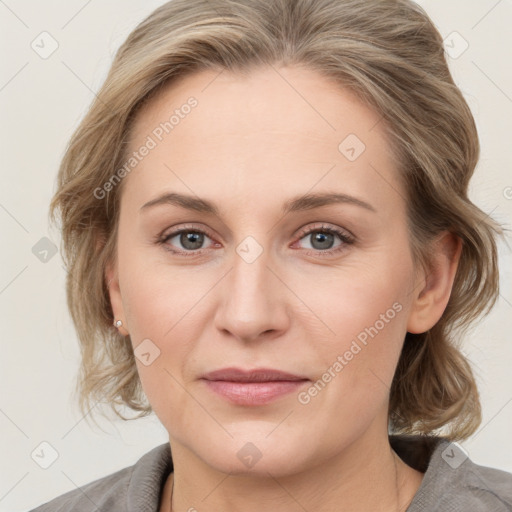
(158, 224, 216, 256)
(165, 231, 209, 251)
(293, 224, 355, 256)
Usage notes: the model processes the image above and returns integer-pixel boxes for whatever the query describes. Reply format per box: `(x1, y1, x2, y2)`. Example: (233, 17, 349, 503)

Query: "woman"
(31, 0, 512, 511)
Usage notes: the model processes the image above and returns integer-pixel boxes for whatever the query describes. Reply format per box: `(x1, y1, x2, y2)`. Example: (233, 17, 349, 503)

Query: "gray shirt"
(29, 435, 512, 511)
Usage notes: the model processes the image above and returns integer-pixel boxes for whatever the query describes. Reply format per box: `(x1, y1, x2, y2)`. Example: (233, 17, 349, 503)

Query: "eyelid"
(294, 222, 355, 243)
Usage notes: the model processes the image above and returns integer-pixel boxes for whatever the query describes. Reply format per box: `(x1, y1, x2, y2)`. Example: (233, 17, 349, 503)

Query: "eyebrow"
(140, 191, 377, 215)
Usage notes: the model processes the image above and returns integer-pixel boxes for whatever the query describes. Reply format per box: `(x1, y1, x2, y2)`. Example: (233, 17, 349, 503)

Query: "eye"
(293, 223, 355, 256)
(157, 224, 218, 256)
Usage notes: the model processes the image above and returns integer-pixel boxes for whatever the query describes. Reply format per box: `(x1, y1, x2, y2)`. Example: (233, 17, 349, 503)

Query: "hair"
(49, 0, 506, 440)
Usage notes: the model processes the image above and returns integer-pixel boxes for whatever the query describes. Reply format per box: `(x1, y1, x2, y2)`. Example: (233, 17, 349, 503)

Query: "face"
(108, 65, 427, 476)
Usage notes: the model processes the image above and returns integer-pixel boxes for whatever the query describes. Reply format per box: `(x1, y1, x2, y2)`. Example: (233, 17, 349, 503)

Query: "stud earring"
(114, 319, 123, 328)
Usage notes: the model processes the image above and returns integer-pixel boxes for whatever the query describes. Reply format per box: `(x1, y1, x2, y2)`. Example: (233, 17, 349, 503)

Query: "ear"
(105, 257, 130, 337)
(406, 231, 462, 334)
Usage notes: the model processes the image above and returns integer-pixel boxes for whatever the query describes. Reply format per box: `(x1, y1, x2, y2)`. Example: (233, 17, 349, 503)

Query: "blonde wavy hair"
(49, 0, 505, 440)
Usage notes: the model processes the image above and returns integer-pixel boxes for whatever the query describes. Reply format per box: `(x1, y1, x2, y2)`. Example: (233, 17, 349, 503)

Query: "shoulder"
(403, 436, 512, 511)
(28, 465, 133, 512)
(450, 457, 512, 510)
(28, 443, 173, 512)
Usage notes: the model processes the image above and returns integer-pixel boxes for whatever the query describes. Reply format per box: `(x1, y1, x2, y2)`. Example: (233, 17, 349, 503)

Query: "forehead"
(131, 64, 388, 147)
(123, 65, 403, 219)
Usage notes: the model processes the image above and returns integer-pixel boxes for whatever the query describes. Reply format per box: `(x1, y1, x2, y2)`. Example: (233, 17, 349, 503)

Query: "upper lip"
(201, 367, 308, 382)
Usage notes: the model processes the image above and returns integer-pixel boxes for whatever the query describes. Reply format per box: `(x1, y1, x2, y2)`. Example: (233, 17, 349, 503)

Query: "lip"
(201, 367, 307, 382)
(200, 367, 310, 406)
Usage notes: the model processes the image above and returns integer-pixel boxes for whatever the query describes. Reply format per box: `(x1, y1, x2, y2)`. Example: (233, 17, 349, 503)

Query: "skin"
(106, 65, 462, 512)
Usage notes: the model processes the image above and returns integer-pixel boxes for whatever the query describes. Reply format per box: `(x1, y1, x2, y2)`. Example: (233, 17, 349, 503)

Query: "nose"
(213, 245, 291, 343)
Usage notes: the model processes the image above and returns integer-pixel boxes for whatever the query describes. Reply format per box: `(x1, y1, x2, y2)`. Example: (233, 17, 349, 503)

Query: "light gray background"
(1, 1, 511, 510)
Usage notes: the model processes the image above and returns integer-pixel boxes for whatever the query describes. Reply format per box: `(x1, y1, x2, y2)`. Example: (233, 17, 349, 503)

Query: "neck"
(160, 431, 424, 512)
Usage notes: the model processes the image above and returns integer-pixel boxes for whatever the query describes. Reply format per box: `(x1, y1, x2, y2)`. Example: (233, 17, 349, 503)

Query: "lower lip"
(202, 379, 309, 405)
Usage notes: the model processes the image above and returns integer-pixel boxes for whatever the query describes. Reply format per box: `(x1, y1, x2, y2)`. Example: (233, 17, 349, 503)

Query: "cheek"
(119, 270, 199, 429)
(292, 277, 410, 445)
(304, 250, 413, 391)
(316, 302, 405, 398)
(118, 239, 199, 340)
(314, 257, 409, 336)
(115, 243, 184, 404)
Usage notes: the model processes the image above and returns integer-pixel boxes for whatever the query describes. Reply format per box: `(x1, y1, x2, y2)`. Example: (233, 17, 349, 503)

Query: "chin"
(189, 426, 314, 477)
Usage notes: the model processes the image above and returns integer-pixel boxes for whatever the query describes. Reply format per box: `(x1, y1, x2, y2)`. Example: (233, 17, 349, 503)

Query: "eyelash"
(156, 223, 355, 258)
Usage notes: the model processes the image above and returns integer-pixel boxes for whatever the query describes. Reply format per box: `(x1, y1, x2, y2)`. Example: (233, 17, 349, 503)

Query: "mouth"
(201, 367, 308, 382)
(200, 367, 310, 405)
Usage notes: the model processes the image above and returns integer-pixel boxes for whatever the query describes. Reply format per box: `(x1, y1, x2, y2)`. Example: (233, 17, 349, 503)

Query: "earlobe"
(406, 232, 462, 334)
(105, 260, 130, 336)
